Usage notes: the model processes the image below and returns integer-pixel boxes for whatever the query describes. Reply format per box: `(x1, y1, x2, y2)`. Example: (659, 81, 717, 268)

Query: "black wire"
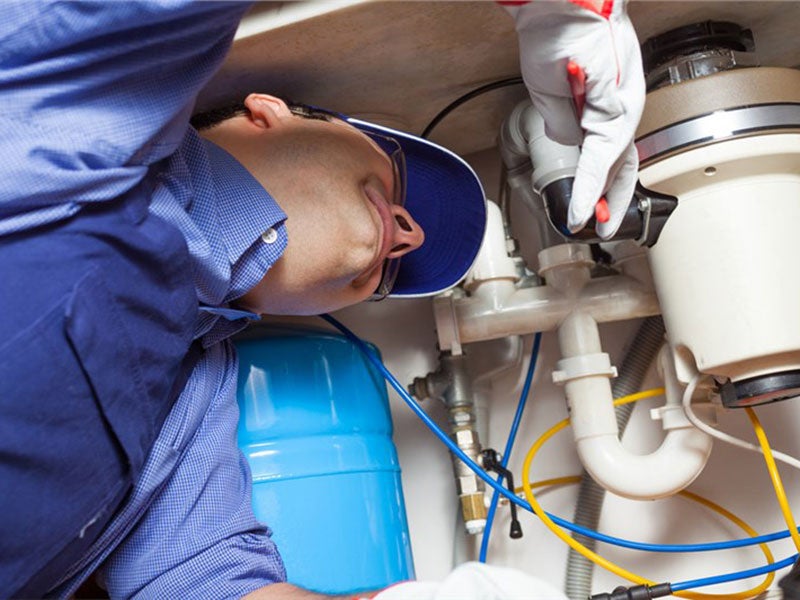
(420, 77, 524, 139)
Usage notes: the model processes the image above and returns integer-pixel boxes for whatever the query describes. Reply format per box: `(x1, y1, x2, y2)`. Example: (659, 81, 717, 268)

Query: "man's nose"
(386, 205, 424, 259)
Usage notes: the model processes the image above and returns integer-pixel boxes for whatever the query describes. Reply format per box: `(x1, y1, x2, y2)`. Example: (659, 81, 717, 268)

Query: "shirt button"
(261, 228, 278, 244)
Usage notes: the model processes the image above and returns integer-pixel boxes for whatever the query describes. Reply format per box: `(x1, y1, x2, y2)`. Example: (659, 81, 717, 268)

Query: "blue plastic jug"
(235, 329, 415, 595)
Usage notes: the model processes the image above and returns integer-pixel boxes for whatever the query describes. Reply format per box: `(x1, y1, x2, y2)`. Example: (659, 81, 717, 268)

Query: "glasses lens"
(364, 132, 407, 301)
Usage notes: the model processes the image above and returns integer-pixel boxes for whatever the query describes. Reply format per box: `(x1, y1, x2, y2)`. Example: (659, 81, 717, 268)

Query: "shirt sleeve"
(0, 1, 251, 235)
(99, 341, 287, 598)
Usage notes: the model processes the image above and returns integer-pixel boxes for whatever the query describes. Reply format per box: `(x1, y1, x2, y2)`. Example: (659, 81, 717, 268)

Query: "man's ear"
(244, 94, 293, 129)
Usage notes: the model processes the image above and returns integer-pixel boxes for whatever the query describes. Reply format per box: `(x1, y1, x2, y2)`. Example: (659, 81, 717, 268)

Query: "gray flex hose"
(564, 316, 666, 600)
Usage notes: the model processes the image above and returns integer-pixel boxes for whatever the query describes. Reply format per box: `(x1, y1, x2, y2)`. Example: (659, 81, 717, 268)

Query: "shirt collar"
(203, 138, 287, 268)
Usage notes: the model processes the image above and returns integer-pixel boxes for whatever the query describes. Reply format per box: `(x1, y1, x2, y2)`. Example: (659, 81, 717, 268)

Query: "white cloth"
(373, 562, 568, 599)
(507, 0, 646, 239)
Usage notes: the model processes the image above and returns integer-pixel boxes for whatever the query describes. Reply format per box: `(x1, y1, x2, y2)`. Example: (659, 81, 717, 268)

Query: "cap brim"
(348, 117, 487, 297)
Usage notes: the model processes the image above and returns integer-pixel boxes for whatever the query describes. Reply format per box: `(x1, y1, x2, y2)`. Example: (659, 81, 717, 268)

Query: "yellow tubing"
(520, 389, 775, 599)
(745, 407, 800, 553)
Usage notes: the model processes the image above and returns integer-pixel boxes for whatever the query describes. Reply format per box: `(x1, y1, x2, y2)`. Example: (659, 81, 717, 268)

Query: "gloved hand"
(368, 562, 568, 599)
(504, 0, 645, 239)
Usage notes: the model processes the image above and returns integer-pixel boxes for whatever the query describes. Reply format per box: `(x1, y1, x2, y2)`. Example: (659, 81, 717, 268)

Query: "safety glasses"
(361, 131, 407, 301)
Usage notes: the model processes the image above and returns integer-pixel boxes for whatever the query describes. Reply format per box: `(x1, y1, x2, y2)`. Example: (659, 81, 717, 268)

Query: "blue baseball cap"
(346, 117, 487, 298)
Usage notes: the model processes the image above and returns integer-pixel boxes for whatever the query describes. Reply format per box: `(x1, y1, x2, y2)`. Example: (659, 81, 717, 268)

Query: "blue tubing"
(479, 332, 542, 563)
(321, 314, 798, 590)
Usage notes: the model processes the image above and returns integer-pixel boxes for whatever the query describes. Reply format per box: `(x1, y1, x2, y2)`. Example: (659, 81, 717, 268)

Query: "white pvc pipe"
(434, 274, 659, 352)
(464, 201, 518, 295)
(434, 204, 660, 352)
(575, 432, 712, 500)
(559, 314, 713, 500)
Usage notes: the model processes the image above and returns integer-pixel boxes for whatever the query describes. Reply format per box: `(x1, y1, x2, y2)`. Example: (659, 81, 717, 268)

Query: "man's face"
(201, 94, 425, 315)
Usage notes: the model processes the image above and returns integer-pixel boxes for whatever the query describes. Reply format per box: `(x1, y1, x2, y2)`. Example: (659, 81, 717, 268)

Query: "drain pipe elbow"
(556, 315, 713, 500)
(575, 430, 712, 500)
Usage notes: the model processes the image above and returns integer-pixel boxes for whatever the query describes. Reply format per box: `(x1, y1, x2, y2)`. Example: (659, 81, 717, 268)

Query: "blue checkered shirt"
(51, 131, 290, 600)
(2, 2, 290, 597)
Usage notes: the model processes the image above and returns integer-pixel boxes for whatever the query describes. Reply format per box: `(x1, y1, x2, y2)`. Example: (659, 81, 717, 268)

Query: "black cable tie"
(480, 449, 523, 539)
(589, 583, 672, 600)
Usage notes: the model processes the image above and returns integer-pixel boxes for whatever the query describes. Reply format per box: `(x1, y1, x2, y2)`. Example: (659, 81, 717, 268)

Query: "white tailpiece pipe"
(434, 241, 659, 353)
(557, 312, 713, 500)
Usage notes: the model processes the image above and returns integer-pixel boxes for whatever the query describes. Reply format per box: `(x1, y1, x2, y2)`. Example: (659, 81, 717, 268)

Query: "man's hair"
(190, 100, 336, 132)
(190, 102, 248, 131)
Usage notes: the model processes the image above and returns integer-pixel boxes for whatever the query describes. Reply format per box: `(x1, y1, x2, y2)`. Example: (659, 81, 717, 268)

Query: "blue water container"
(235, 329, 415, 595)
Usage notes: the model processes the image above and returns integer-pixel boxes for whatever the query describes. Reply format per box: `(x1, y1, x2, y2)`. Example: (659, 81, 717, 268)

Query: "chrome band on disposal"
(636, 104, 800, 165)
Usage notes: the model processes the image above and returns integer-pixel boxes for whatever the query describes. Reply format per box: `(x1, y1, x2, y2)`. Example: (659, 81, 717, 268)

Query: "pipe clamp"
(552, 353, 618, 384)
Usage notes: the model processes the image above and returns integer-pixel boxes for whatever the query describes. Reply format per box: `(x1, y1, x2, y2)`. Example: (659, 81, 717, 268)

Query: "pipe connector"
(553, 353, 618, 385)
(538, 243, 593, 295)
(461, 494, 487, 535)
(452, 423, 487, 535)
(464, 201, 518, 302)
(433, 353, 488, 535)
(538, 243, 594, 275)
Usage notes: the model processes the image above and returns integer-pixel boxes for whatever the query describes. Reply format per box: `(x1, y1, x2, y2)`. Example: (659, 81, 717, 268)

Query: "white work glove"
(505, 0, 645, 239)
(368, 562, 568, 599)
